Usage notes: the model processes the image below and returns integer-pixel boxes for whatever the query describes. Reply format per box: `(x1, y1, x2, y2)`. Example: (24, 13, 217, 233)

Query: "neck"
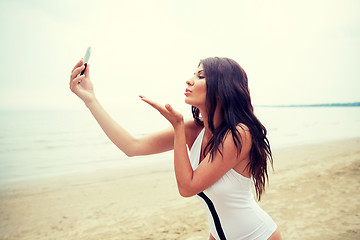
(199, 104, 223, 137)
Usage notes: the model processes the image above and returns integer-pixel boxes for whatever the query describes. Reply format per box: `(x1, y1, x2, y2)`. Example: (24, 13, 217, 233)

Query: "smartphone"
(77, 46, 92, 78)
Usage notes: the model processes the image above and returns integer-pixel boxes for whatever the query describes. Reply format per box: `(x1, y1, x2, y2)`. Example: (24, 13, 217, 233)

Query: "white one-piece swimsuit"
(189, 129, 277, 240)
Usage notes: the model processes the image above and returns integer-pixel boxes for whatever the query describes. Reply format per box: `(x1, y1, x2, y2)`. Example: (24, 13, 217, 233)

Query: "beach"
(0, 137, 359, 240)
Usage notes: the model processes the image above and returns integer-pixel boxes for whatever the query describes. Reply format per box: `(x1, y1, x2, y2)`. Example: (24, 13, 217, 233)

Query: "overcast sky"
(0, 0, 359, 110)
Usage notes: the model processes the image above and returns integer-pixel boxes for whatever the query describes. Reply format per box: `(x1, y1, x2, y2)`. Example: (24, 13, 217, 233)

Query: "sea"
(0, 106, 359, 185)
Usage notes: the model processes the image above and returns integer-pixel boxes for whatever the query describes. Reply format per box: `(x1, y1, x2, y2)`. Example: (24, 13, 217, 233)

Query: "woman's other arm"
(140, 96, 251, 197)
(85, 99, 175, 156)
(70, 59, 200, 157)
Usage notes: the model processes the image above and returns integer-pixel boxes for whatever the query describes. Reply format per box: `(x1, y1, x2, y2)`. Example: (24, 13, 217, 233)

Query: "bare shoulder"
(236, 123, 252, 142)
(184, 119, 203, 149)
(219, 124, 253, 177)
(237, 123, 250, 132)
(224, 123, 252, 141)
(222, 123, 252, 156)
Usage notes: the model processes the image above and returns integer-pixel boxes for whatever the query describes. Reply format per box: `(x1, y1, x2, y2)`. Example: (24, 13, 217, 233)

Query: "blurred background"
(1, 0, 359, 109)
(0, 0, 359, 183)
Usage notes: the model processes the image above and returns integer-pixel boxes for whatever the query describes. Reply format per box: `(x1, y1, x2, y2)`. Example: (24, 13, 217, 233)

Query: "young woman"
(69, 57, 282, 240)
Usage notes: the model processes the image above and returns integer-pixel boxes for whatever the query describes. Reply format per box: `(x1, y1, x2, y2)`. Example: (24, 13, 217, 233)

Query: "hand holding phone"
(77, 46, 92, 82)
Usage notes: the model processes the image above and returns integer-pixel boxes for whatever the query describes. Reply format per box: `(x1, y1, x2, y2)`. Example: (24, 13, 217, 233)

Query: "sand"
(0, 138, 359, 240)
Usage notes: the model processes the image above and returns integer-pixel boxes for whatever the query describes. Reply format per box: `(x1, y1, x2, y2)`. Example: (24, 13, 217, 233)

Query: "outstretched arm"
(69, 59, 178, 156)
(85, 99, 177, 156)
(69, 59, 200, 156)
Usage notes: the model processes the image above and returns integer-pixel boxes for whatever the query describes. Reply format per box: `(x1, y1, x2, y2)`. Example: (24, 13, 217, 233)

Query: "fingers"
(140, 96, 174, 113)
(165, 104, 182, 119)
(139, 95, 168, 112)
(139, 96, 184, 126)
(70, 64, 85, 80)
(77, 64, 90, 84)
(72, 58, 83, 72)
(84, 63, 90, 77)
(139, 95, 159, 109)
(165, 104, 173, 112)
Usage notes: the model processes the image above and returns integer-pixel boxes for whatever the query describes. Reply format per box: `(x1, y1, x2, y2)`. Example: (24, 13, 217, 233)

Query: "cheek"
(199, 84, 207, 98)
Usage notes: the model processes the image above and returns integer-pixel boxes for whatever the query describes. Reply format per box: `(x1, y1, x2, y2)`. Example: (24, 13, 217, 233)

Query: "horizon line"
(256, 102, 360, 108)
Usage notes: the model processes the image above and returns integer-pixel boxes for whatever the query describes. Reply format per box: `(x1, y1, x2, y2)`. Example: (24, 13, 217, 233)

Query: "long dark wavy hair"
(192, 57, 273, 201)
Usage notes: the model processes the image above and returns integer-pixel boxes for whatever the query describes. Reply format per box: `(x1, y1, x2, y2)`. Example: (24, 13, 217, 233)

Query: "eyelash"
(198, 76, 205, 79)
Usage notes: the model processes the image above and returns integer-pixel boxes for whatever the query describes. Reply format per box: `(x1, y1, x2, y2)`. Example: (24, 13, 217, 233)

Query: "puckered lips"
(184, 88, 192, 96)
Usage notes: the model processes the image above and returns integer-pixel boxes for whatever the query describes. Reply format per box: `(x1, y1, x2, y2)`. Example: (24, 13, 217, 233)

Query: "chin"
(185, 99, 195, 107)
(185, 99, 202, 109)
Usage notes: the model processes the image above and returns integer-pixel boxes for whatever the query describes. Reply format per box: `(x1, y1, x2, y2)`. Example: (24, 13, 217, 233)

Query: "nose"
(186, 78, 194, 86)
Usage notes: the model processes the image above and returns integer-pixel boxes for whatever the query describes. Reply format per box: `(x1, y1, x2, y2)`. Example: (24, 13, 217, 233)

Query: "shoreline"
(1, 136, 358, 188)
(1, 137, 359, 239)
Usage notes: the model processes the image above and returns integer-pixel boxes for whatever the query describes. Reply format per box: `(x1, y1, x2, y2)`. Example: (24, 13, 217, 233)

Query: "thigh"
(209, 233, 216, 240)
(268, 228, 282, 240)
